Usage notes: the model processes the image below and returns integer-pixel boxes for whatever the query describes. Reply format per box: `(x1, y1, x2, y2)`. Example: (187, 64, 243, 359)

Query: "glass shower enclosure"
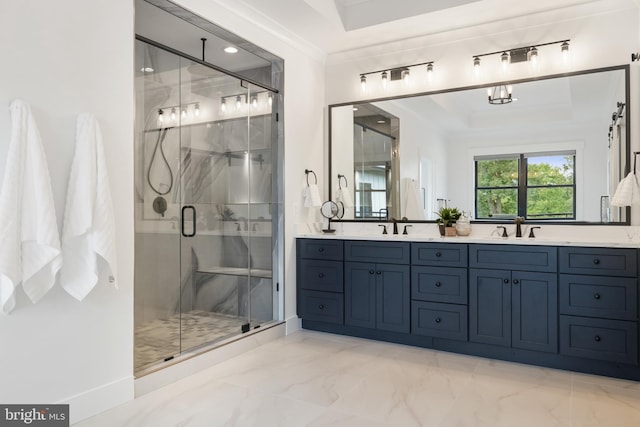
(134, 39, 282, 374)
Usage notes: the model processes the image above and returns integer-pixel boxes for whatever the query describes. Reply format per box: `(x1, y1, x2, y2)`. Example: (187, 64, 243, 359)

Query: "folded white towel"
(304, 184, 322, 207)
(336, 187, 354, 209)
(60, 113, 118, 301)
(0, 100, 62, 314)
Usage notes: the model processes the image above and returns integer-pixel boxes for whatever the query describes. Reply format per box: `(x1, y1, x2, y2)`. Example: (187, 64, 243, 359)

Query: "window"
(475, 152, 575, 220)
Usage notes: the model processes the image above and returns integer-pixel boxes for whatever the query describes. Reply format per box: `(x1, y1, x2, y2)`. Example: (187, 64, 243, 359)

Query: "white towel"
(303, 184, 322, 207)
(402, 178, 425, 220)
(0, 100, 62, 314)
(611, 172, 640, 207)
(60, 113, 118, 301)
(336, 187, 354, 209)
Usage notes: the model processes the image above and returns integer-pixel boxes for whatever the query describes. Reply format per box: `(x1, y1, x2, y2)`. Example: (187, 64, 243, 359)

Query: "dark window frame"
(475, 153, 576, 220)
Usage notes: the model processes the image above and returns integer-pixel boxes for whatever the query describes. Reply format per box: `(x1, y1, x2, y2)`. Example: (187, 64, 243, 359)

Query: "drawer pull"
(503, 278, 509, 284)
(318, 304, 325, 310)
(593, 258, 600, 265)
(318, 247, 325, 252)
(594, 293, 601, 300)
(435, 281, 442, 287)
(318, 273, 325, 279)
(512, 279, 519, 285)
(435, 252, 442, 257)
(369, 270, 375, 275)
(594, 335, 601, 342)
(376, 271, 382, 275)
(435, 317, 442, 323)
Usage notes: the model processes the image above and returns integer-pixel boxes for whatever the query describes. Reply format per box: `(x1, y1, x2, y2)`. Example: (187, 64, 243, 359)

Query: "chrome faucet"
(514, 216, 525, 238)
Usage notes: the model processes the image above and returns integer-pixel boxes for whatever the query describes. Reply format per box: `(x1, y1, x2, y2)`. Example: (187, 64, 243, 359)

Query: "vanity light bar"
(358, 61, 434, 91)
(219, 90, 274, 113)
(157, 101, 199, 124)
(472, 39, 570, 70)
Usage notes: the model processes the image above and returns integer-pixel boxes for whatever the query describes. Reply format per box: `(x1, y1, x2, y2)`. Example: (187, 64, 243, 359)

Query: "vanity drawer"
(411, 243, 468, 268)
(559, 247, 637, 277)
(469, 244, 557, 272)
(298, 290, 344, 324)
(412, 301, 468, 341)
(560, 315, 638, 365)
(412, 266, 468, 304)
(297, 238, 343, 261)
(298, 259, 344, 293)
(559, 274, 638, 320)
(345, 240, 410, 264)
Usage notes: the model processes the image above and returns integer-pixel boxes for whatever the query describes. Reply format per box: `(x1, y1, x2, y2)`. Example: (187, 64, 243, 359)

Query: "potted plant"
(435, 207, 461, 236)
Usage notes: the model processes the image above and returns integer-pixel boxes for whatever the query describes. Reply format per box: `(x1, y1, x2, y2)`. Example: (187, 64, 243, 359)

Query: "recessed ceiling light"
(140, 67, 154, 73)
(224, 46, 239, 54)
(353, 107, 359, 111)
(377, 119, 385, 124)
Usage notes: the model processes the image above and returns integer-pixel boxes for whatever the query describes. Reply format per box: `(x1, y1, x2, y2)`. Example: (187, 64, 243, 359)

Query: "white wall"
(0, 0, 135, 423)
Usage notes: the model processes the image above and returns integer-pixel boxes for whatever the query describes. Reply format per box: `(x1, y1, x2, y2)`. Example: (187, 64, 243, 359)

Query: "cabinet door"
(376, 264, 410, 333)
(470, 268, 511, 347)
(345, 262, 376, 329)
(512, 271, 558, 353)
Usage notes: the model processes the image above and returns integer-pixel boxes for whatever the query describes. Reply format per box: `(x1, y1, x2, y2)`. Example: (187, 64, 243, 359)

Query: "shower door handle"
(181, 205, 196, 237)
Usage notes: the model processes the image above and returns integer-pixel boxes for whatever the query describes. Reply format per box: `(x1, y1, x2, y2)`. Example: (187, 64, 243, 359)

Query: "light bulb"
(236, 95, 242, 111)
(473, 56, 481, 76)
(426, 63, 433, 81)
(181, 108, 187, 119)
(194, 103, 200, 117)
(381, 71, 388, 89)
(403, 69, 410, 84)
(158, 109, 164, 124)
(251, 95, 258, 108)
(170, 107, 176, 122)
(267, 93, 273, 107)
(360, 75, 367, 92)
(220, 98, 226, 113)
(500, 87, 505, 98)
(501, 52, 509, 71)
(561, 41, 569, 63)
(529, 47, 538, 67)
(487, 88, 492, 97)
(507, 85, 513, 95)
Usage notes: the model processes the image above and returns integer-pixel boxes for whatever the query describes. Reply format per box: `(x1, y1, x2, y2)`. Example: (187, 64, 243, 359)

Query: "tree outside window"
(475, 152, 575, 220)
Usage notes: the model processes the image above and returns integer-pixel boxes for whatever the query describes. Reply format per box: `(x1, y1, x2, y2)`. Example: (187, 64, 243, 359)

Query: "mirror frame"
(328, 64, 631, 225)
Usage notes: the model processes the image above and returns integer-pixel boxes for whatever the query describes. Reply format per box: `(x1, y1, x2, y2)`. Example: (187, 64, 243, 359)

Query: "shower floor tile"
(134, 310, 248, 372)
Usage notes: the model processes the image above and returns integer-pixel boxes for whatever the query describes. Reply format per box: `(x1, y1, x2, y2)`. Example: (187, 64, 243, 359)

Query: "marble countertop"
(296, 222, 640, 248)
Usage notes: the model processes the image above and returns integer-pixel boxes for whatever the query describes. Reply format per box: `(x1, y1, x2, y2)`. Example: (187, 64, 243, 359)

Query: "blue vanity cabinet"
(296, 239, 344, 325)
(344, 241, 410, 334)
(469, 245, 558, 353)
(559, 247, 639, 365)
(411, 243, 469, 341)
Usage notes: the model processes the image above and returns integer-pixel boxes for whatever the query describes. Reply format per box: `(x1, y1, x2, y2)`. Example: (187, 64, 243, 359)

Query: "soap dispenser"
(455, 211, 472, 236)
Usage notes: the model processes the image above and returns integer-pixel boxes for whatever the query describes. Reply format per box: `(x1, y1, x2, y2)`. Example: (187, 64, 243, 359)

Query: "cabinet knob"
(594, 335, 601, 342)
(318, 273, 325, 279)
(435, 282, 442, 287)
(593, 258, 600, 265)
(435, 252, 442, 257)
(503, 278, 510, 284)
(318, 304, 325, 310)
(376, 271, 382, 275)
(435, 317, 442, 323)
(594, 293, 601, 300)
(512, 279, 519, 285)
(318, 247, 325, 252)
(369, 270, 375, 275)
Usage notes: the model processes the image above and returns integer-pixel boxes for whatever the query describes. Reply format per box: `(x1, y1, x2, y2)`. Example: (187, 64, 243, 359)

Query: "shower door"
(134, 39, 280, 374)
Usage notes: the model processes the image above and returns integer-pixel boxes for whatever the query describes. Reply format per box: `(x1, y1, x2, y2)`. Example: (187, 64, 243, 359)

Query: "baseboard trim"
(61, 376, 133, 425)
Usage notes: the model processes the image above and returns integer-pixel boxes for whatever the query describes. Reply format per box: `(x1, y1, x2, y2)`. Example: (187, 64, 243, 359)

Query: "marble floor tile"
(74, 330, 640, 427)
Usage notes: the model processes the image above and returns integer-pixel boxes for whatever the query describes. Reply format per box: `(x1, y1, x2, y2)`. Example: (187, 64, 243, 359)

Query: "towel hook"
(337, 174, 348, 189)
(634, 152, 640, 174)
(305, 169, 317, 186)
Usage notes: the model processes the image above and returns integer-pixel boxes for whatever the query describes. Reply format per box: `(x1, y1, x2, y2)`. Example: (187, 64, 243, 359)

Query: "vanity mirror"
(329, 65, 630, 224)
